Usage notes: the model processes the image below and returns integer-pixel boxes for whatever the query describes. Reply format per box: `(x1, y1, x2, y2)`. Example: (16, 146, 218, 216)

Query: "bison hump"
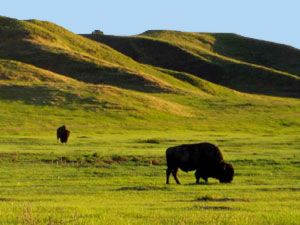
(166, 142, 224, 165)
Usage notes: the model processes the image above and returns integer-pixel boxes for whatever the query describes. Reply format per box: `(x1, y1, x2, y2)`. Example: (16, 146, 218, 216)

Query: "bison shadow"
(184, 181, 217, 186)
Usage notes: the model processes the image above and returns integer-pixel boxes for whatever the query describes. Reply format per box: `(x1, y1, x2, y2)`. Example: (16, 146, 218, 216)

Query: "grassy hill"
(85, 30, 300, 98)
(0, 16, 299, 136)
(0, 17, 174, 93)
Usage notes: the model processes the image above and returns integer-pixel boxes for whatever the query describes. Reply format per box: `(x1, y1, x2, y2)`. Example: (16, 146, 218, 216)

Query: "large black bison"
(57, 125, 70, 144)
(166, 142, 234, 184)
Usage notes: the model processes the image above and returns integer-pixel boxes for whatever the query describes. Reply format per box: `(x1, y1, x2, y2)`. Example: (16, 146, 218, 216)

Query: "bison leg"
(195, 170, 201, 183)
(166, 168, 172, 184)
(195, 170, 208, 183)
(171, 167, 181, 184)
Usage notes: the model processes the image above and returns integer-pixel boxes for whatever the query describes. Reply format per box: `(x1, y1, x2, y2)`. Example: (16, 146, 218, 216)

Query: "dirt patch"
(41, 154, 165, 166)
(92, 171, 111, 177)
(117, 186, 170, 191)
(201, 206, 233, 210)
(135, 138, 177, 144)
(195, 196, 248, 202)
(111, 155, 129, 163)
(190, 205, 233, 210)
(258, 187, 300, 192)
(0, 198, 52, 202)
(0, 198, 17, 202)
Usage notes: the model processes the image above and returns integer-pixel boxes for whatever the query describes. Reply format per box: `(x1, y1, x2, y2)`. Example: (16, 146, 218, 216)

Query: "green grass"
(0, 79, 299, 136)
(1, 133, 300, 224)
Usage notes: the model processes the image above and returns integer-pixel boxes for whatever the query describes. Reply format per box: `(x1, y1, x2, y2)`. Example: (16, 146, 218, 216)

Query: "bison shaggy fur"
(57, 125, 70, 144)
(166, 142, 234, 184)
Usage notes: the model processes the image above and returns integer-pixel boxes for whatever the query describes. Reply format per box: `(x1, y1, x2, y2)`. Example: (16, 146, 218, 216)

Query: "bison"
(166, 142, 234, 184)
(57, 125, 70, 144)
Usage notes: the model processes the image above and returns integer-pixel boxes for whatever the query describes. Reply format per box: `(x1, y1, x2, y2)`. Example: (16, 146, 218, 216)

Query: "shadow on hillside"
(0, 85, 97, 106)
(85, 34, 225, 84)
(212, 33, 300, 76)
(0, 39, 171, 94)
(85, 34, 300, 98)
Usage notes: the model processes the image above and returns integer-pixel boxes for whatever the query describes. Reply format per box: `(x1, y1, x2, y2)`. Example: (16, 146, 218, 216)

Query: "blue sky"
(1, 1, 300, 49)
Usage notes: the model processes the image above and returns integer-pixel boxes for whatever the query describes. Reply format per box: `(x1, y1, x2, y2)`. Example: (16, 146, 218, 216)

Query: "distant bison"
(166, 143, 234, 184)
(57, 125, 70, 144)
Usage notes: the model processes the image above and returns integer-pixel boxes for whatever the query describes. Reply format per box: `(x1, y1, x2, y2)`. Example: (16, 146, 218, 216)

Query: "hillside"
(0, 17, 173, 93)
(84, 30, 300, 98)
(0, 16, 299, 135)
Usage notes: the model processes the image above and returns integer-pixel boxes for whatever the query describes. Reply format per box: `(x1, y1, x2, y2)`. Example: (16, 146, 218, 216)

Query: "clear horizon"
(1, 1, 300, 49)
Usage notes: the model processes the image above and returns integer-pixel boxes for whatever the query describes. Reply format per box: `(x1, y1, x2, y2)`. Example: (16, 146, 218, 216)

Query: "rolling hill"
(84, 30, 300, 98)
(0, 16, 299, 135)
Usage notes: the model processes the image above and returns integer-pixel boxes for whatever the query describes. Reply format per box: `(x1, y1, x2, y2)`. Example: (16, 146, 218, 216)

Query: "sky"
(1, 1, 300, 49)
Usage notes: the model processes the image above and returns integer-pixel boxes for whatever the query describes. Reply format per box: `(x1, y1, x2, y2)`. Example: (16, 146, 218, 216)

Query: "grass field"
(0, 132, 300, 224)
(0, 16, 300, 224)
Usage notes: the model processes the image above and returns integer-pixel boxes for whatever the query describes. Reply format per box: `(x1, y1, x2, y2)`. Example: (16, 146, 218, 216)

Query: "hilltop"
(0, 16, 299, 135)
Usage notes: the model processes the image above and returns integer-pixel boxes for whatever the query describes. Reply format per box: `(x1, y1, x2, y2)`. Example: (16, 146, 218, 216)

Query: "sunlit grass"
(0, 133, 300, 224)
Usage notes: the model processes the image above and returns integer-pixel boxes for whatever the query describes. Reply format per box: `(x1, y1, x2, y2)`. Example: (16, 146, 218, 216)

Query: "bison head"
(219, 162, 234, 183)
